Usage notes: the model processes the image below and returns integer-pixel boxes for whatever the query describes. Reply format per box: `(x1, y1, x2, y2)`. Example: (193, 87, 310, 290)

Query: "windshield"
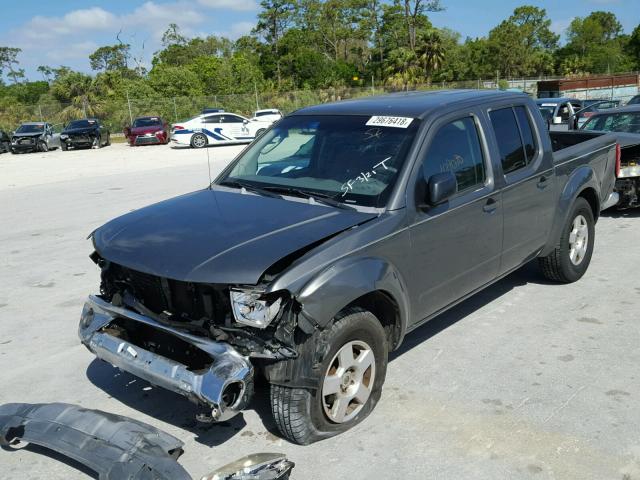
(582, 112, 640, 134)
(16, 124, 44, 133)
(218, 115, 419, 208)
(133, 117, 162, 128)
(67, 119, 97, 129)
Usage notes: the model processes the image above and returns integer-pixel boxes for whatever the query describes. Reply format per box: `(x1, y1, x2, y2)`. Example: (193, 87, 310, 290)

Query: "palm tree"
(417, 31, 445, 86)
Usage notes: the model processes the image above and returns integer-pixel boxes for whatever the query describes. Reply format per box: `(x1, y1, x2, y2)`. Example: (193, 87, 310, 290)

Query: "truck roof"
(293, 89, 529, 119)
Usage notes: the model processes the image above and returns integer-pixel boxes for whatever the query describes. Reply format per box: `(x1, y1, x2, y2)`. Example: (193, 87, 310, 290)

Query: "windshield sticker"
(341, 157, 391, 196)
(366, 116, 413, 128)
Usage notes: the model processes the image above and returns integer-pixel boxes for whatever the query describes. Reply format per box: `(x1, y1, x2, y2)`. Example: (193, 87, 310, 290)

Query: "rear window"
(490, 106, 537, 175)
(582, 112, 640, 134)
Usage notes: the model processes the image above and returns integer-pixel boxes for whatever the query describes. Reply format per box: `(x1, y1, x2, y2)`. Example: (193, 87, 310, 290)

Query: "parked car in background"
(171, 112, 271, 148)
(573, 100, 620, 129)
(581, 105, 640, 209)
(625, 94, 640, 105)
(124, 116, 169, 146)
(60, 118, 110, 150)
(10, 122, 60, 153)
(251, 109, 283, 124)
(80, 90, 620, 446)
(536, 97, 583, 131)
(0, 130, 10, 153)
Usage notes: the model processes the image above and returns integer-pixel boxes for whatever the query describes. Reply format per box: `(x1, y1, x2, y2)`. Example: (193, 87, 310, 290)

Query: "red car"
(124, 116, 169, 146)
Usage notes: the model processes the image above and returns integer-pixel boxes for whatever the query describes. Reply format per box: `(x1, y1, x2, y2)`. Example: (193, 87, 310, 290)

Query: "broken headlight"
(230, 289, 283, 329)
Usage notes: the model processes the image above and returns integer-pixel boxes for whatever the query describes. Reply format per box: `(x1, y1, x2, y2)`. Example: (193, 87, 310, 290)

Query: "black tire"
(95, 135, 102, 149)
(270, 308, 388, 445)
(538, 197, 595, 283)
(10, 148, 17, 154)
(38, 141, 48, 152)
(190, 133, 208, 149)
(61, 143, 68, 151)
(105, 134, 111, 146)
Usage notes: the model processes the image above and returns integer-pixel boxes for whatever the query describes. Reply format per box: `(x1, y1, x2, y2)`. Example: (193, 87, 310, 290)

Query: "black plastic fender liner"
(0, 403, 191, 480)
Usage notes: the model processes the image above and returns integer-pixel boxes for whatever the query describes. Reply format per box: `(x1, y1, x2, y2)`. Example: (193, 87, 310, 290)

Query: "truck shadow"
(600, 208, 640, 218)
(390, 260, 544, 360)
(85, 360, 247, 447)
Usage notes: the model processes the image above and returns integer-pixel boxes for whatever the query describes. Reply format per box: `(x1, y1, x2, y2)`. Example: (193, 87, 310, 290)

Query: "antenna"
(206, 143, 213, 188)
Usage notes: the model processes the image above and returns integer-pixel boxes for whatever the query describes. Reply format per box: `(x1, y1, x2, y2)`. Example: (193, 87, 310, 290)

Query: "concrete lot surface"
(1, 143, 639, 479)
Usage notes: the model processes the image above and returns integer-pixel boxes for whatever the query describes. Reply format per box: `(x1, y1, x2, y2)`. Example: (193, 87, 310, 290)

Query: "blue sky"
(0, 0, 637, 80)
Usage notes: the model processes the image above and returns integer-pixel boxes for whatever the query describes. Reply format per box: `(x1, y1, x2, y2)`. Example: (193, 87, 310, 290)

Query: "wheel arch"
(541, 165, 599, 257)
(295, 256, 410, 351)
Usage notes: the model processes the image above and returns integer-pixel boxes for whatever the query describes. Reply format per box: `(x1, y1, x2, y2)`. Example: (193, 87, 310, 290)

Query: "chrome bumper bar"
(78, 295, 253, 422)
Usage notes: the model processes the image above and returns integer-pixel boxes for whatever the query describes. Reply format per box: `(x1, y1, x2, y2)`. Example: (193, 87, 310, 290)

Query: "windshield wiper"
(218, 180, 283, 199)
(261, 186, 355, 210)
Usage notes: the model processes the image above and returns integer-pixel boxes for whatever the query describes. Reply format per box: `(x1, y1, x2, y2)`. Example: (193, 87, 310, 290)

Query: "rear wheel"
(538, 197, 595, 283)
(270, 308, 388, 445)
(191, 133, 208, 149)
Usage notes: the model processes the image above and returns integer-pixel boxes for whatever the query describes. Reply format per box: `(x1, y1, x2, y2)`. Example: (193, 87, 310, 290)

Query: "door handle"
(537, 176, 549, 189)
(483, 198, 498, 214)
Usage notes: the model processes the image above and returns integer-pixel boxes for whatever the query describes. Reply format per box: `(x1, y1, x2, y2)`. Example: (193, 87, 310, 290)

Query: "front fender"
(296, 256, 410, 338)
(541, 165, 598, 256)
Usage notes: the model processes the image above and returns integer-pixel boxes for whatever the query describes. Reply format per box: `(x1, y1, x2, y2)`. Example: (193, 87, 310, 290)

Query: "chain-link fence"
(1, 76, 638, 133)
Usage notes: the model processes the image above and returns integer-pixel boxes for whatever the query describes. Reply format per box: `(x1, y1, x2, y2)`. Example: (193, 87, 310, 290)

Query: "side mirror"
(201, 453, 295, 480)
(552, 116, 562, 124)
(427, 171, 457, 205)
(243, 119, 249, 125)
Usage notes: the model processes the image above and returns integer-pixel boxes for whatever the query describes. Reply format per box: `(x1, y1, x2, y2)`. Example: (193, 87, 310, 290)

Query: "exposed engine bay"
(91, 251, 299, 361)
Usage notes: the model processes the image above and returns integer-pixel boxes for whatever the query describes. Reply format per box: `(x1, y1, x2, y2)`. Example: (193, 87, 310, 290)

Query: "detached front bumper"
(79, 295, 253, 422)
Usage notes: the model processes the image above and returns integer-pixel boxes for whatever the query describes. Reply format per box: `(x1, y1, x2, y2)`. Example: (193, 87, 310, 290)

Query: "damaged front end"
(79, 254, 299, 422)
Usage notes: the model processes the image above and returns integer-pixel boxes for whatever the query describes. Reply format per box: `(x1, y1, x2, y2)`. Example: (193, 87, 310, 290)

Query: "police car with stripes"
(171, 111, 271, 148)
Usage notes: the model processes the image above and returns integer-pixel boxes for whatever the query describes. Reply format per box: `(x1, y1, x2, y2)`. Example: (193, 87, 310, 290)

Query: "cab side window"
(422, 117, 486, 193)
(222, 115, 244, 123)
(489, 106, 538, 175)
(204, 115, 221, 123)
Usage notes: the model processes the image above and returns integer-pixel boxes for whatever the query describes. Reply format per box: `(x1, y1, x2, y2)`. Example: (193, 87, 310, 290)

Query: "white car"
(250, 109, 283, 124)
(171, 112, 271, 148)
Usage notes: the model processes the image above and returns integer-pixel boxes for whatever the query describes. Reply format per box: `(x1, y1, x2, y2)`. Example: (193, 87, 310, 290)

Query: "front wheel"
(270, 308, 388, 445)
(538, 197, 595, 283)
(105, 134, 111, 146)
(38, 141, 48, 152)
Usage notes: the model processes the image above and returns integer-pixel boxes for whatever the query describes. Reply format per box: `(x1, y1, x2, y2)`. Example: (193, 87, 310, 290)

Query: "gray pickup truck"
(79, 90, 620, 445)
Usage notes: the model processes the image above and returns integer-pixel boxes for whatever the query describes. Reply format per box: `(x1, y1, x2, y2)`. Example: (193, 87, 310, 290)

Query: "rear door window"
(489, 106, 538, 175)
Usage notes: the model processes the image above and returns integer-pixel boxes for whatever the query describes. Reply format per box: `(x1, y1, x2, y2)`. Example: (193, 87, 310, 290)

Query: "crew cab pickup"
(79, 90, 620, 445)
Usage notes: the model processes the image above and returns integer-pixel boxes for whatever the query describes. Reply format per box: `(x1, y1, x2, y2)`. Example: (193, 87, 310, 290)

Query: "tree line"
(0, 1, 639, 130)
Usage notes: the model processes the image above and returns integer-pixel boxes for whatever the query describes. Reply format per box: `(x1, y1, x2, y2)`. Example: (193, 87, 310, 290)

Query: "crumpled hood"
(12, 132, 42, 139)
(62, 126, 98, 135)
(130, 125, 163, 136)
(92, 188, 376, 284)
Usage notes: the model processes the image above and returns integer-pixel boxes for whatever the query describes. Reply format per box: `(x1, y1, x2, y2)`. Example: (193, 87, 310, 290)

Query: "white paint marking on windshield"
(340, 157, 392, 197)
